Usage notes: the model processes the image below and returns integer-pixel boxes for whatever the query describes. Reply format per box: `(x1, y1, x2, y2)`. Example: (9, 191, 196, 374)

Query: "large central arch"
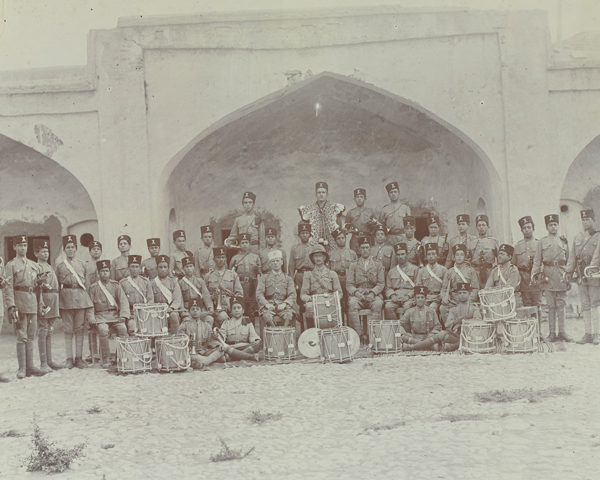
(163, 72, 502, 250)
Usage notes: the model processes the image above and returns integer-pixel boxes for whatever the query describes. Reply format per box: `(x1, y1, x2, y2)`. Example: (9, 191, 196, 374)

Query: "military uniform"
(111, 234, 131, 282)
(178, 305, 223, 369)
(204, 248, 244, 326)
(439, 247, 479, 324)
(329, 228, 357, 321)
(397, 216, 422, 266)
(442, 296, 482, 350)
(119, 255, 155, 334)
(301, 257, 343, 329)
(470, 215, 499, 287)
(152, 255, 186, 334)
(228, 192, 265, 254)
(142, 238, 161, 279)
(230, 235, 261, 318)
(485, 248, 520, 290)
(415, 246, 447, 311)
(379, 182, 411, 246)
(445, 215, 477, 268)
(85, 241, 102, 286)
(384, 246, 419, 319)
(289, 224, 314, 314)
(371, 229, 397, 277)
(195, 226, 216, 277)
(400, 295, 441, 345)
(346, 188, 377, 254)
(512, 217, 542, 309)
(178, 259, 214, 316)
(220, 315, 262, 359)
(256, 260, 297, 327)
(420, 218, 449, 266)
(170, 229, 193, 280)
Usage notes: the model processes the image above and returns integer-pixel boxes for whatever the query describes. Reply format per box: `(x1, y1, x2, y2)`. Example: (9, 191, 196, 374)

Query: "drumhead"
(298, 328, 321, 358)
(346, 328, 361, 356)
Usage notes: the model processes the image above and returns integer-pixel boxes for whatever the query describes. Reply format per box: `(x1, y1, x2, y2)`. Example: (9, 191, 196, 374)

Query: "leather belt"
(61, 284, 82, 289)
(543, 261, 566, 266)
(43, 289, 59, 294)
(517, 266, 532, 273)
(15, 286, 35, 293)
(239, 276, 256, 283)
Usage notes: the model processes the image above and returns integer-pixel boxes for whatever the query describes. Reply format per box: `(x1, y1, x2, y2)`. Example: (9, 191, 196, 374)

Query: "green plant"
(210, 438, 254, 462)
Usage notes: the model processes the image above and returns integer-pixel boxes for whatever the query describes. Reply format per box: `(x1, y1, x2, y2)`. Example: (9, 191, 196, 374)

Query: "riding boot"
(546, 308, 557, 342)
(592, 307, 600, 335)
(225, 347, 259, 361)
(74, 334, 88, 368)
(37, 335, 52, 373)
(46, 336, 65, 369)
(556, 308, 572, 342)
(64, 332, 74, 367)
(26, 343, 47, 377)
(578, 310, 594, 343)
(16, 343, 27, 379)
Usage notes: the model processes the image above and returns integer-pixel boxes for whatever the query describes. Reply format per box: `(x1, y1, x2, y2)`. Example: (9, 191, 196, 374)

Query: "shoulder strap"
(453, 265, 468, 283)
(153, 276, 173, 304)
(98, 282, 117, 307)
(63, 260, 86, 290)
(183, 277, 202, 298)
(396, 265, 415, 287)
(426, 264, 443, 284)
(127, 276, 147, 303)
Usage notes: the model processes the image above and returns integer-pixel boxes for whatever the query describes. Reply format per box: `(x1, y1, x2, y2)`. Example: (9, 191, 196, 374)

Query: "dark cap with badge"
(456, 282, 470, 292)
(265, 227, 278, 236)
(12, 234, 28, 246)
(213, 247, 226, 257)
(414, 286, 428, 296)
(518, 216, 534, 229)
(403, 216, 416, 228)
(425, 243, 438, 253)
(118, 235, 131, 246)
(239, 233, 251, 242)
(394, 243, 408, 254)
(189, 298, 201, 308)
(97, 260, 111, 271)
(453, 244, 467, 254)
(358, 236, 371, 247)
(315, 182, 328, 191)
(33, 239, 49, 252)
(181, 256, 194, 268)
(545, 214, 559, 226)
(456, 214, 470, 224)
(128, 255, 142, 265)
(156, 255, 170, 265)
(581, 209, 595, 220)
(331, 228, 344, 240)
(499, 244, 514, 256)
(475, 214, 489, 226)
(426, 217, 439, 227)
(173, 230, 186, 241)
(89, 240, 102, 250)
(385, 182, 399, 193)
(147, 238, 160, 247)
(200, 226, 212, 235)
(62, 235, 77, 247)
(243, 192, 256, 202)
(298, 223, 312, 234)
(354, 188, 366, 197)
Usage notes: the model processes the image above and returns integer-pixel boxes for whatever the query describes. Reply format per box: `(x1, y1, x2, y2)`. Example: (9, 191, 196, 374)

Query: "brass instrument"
(215, 288, 223, 313)
(343, 223, 359, 234)
(584, 266, 600, 279)
(531, 271, 548, 287)
(224, 237, 241, 249)
(190, 333, 197, 355)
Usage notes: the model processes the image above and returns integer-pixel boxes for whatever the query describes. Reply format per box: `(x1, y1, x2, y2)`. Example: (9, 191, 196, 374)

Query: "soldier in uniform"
(178, 257, 214, 323)
(178, 298, 224, 370)
(289, 223, 314, 320)
(258, 227, 287, 274)
(345, 188, 377, 255)
(204, 247, 244, 327)
(152, 254, 187, 334)
(194, 226, 216, 277)
(470, 214, 499, 287)
(256, 250, 297, 328)
(219, 301, 261, 362)
(485, 244, 521, 289)
(227, 191, 265, 254)
(567, 209, 600, 344)
(86, 240, 103, 287)
(440, 244, 479, 326)
(3, 235, 46, 378)
(420, 217, 449, 266)
(141, 238, 161, 279)
(347, 236, 385, 338)
(111, 234, 131, 282)
(532, 214, 572, 342)
(170, 230, 193, 280)
(384, 243, 419, 320)
(437, 283, 483, 352)
(34, 239, 64, 372)
(329, 227, 357, 323)
(445, 214, 477, 268)
(230, 233, 261, 319)
(119, 255, 155, 335)
(379, 182, 411, 246)
(56, 235, 93, 369)
(398, 216, 422, 267)
(400, 286, 442, 351)
(415, 244, 448, 313)
(512, 216, 543, 317)
(89, 260, 129, 368)
(0, 255, 7, 383)
(371, 225, 397, 277)
(300, 244, 343, 329)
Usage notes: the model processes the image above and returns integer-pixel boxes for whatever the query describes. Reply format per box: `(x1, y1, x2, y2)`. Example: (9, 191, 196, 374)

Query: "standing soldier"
(420, 217, 449, 266)
(256, 250, 297, 328)
(532, 214, 572, 342)
(119, 255, 154, 335)
(227, 192, 265, 254)
(384, 243, 419, 320)
(258, 227, 287, 274)
(204, 247, 244, 326)
(512, 216, 543, 318)
(142, 238, 161, 279)
(34, 239, 64, 372)
(178, 257, 214, 321)
(485, 244, 521, 289)
(415, 244, 447, 314)
(194, 226, 216, 277)
(89, 260, 130, 368)
(152, 254, 186, 334)
(566, 209, 600, 344)
(371, 225, 397, 277)
(170, 230, 193, 280)
(329, 228, 357, 323)
(229, 233, 261, 320)
(398, 216, 422, 266)
(56, 235, 93, 369)
(3, 235, 46, 378)
(0, 255, 9, 382)
(470, 214, 499, 287)
(288, 223, 314, 319)
(86, 240, 103, 287)
(345, 188, 376, 255)
(439, 244, 479, 326)
(445, 214, 477, 268)
(111, 235, 131, 282)
(379, 182, 411, 247)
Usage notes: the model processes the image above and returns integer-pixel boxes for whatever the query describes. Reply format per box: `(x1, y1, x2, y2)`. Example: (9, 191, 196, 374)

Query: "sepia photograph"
(0, 0, 599, 478)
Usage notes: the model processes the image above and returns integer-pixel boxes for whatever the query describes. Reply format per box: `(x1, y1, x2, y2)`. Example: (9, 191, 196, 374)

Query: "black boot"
(26, 343, 47, 377)
(46, 335, 65, 370)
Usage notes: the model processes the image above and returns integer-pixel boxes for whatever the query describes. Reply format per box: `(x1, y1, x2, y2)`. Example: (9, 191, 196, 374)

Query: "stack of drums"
(116, 337, 152, 374)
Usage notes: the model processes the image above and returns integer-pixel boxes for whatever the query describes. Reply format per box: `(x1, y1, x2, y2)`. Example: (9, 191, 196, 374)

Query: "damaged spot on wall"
(34, 125, 63, 158)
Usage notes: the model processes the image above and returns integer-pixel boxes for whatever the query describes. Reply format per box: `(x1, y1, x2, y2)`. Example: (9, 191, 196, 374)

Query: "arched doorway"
(0, 134, 98, 264)
(162, 73, 502, 252)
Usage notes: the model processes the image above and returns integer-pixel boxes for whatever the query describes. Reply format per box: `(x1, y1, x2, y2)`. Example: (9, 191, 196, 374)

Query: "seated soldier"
(170, 230, 193, 280)
(205, 247, 244, 327)
(301, 244, 343, 329)
(178, 298, 224, 370)
(385, 243, 419, 320)
(178, 256, 214, 325)
(89, 260, 130, 368)
(259, 227, 287, 274)
(485, 244, 521, 289)
(400, 286, 442, 351)
(439, 244, 479, 326)
(441, 283, 482, 351)
(415, 244, 447, 313)
(347, 236, 385, 337)
(230, 233, 261, 319)
(152, 254, 186, 334)
(256, 250, 297, 327)
(119, 254, 155, 336)
(219, 300, 261, 362)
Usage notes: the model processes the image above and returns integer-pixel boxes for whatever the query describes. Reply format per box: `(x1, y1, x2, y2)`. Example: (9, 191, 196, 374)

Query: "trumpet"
(215, 289, 223, 313)
(190, 333, 197, 355)
(224, 237, 240, 249)
(584, 266, 600, 279)
(531, 272, 548, 286)
(344, 223, 359, 234)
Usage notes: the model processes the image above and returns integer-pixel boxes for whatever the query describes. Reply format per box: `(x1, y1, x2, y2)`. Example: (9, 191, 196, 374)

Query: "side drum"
(116, 337, 152, 374)
(459, 322, 496, 354)
(133, 303, 169, 337)
(156, 335, 191, 372)
(502, 318, 538, 353)
(368, 319, 402, 354)
(263, 326, 296, 361)
(318, 326, 358, 363)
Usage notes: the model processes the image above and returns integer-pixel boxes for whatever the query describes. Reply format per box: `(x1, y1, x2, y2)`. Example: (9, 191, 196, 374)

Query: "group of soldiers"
(1, 183, 599, 381)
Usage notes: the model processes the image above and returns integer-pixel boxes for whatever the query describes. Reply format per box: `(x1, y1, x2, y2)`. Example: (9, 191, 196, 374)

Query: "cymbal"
(346, 327, 361, 356)
(298, 328, 321, 358)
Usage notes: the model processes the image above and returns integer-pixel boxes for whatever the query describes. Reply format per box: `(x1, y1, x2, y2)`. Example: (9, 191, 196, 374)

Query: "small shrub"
(475, 386, 573, 404)
(86, 405, 102, 414)
(1, 429, 24, 438)
(210, 438, 254, 462)
(248, 411, 283, 425)
(23, 419, 87, 474)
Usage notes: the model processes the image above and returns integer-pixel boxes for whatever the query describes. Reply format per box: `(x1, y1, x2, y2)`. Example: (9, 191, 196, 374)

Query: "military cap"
(173, 230, 186, 241)
(213, 247, 227, 257)
(425, 243, 438, 252)
(239, 233, 251, 242)
(403, 216, 416, 228)
(309, 244, 329, 263)
(242, 191, 256, 202)
(475, 214, 489, 226)
(298, 223, 312, 234)
(394, 243, 408, 254)
(581, 209, 595, 220)
(453, 243, 467, 254)
(358, 236, 371, 247)
(117, 234, 131, 245)
(181, 256, 194, 268)
(97, 260, 111, 271)
(414, 286, 428, 296)
(147, 238, 160, 247)
(499, 244, 514, 256)
(128, 255, 142, 265)
(200, 225, 212, 235)
(156, 255, 170, 265)
(89, 240, 102, 250)
(456, 282, 470, 292)
(268, 250, 283, 261)
(374, 224, 387, 234)
(265, 227, 278, 236)
(12, 234, 28, 246)
(331, 227, 344, 239)
(426, 217, 439, 227)
(456, 214, 470, 224)
(62, 235, 77, 247)
(354, 188, 366, 197)
(545, 214, 559, 226)
(189, 298, 201, 308)
(33, 239, 49, 252)
(315, 182, 328, 191)
(385, 182, 399, 193)
(518, 216, 534, 229)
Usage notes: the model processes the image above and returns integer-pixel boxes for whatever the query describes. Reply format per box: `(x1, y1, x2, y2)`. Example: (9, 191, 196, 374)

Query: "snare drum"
(133, 303, 169, 337)
(502, 318, 538, 353)
(319, 326, 355, 363)
(459, 322, 496, 354)
(156, 335, 191, 372)
(478, 286, 516, 320)
(368, 319, 402, 354)
(312, 292, 342, 329)
(263, 327, 296, 361)
(116, 337, 152, 373)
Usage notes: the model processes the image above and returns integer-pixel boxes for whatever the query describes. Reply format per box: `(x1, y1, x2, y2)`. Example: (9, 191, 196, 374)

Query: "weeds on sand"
(439, 413, 489, 423)
(363, 420, 406, 433)
(23, 419, 87, 474)
(1, 429, 24, 438)
(86, 405, 102, 414)
(210, 438, 254, 462)
(475, 386, 573, 403)
(248, 411, 283, 425)
(101, 444, 115, 450)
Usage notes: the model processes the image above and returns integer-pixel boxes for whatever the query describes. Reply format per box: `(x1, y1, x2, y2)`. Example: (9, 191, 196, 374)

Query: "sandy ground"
(0, 315, 599, 480)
